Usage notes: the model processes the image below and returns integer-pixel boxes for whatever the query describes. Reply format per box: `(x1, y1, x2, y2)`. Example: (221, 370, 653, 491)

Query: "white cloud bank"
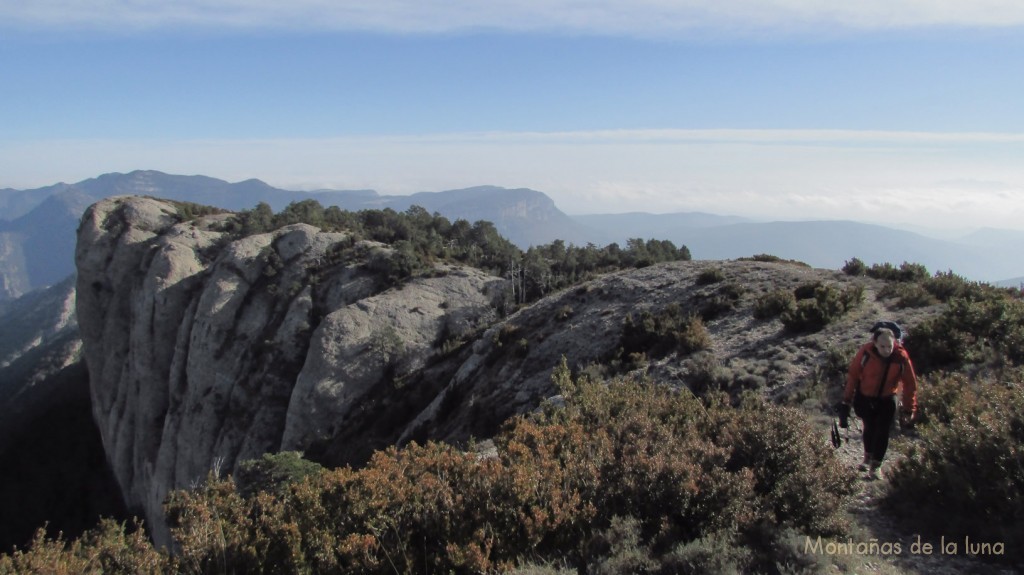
(4, 129, 1024, 231)
(4, 0, 1024, 35)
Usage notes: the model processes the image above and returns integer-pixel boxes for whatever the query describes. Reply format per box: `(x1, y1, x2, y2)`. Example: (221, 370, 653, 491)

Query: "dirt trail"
(827, 421, 1016, 575)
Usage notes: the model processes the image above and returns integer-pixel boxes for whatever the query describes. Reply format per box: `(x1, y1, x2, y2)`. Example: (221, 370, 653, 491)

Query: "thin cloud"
(418, 129, 1024, 145)
(4, 1, 1024, 35)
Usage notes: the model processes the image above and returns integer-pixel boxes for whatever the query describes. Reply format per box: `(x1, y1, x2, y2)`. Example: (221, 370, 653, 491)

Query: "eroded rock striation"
(75, 196, 503, 544)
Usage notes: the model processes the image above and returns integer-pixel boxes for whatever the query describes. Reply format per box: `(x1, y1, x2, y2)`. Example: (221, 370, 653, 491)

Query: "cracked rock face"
(75, 196, 502, 544)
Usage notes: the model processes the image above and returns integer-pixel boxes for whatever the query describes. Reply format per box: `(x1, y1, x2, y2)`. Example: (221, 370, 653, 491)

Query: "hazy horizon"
(3, 1, 1023, 230)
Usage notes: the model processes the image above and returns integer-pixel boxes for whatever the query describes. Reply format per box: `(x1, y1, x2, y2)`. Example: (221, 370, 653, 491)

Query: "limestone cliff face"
(75, 196, 502, 544)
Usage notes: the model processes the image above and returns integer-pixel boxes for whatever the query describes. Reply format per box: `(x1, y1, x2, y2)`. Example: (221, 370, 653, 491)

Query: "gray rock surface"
(399, 259, 935, 446)
(75, 196, 502, 544)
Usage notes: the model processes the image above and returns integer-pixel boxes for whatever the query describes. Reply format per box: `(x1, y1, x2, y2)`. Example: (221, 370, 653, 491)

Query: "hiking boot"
(867, 463, 882, 481)
(857, 454, 871, 472)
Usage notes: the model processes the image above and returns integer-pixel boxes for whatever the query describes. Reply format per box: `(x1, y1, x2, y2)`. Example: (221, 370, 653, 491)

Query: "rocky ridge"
(75, 195, 946, 551)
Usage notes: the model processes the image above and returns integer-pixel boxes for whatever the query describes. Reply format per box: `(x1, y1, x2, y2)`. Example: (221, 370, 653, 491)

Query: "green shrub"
(780, 284, 864, 333)
(841, 257, 867, 276)
(885, 371, 1024, 563)
(727, 398, 853, 535)
(661, 530, 751, 575)
(235, 451, 324, 498)
(878, 281, 938, 309)
(366, 241, 423, 284)
(699, 283, 744, 321)
(620, 305, 711, 359)
(0, 519, 165, 575)
(736, 254, 812, 268)
(698, 297, 733, 321)
(492, 323, 521, 347)
(695, 267, 725, 285)
(866, 261, 929, 283)
(167, 474, 306, 574)
(922, 270, 977, 301)
(754, 289, 797, 320)
(677, 314, 712, 355)
(905, 292, 1024, 373)
(685, 352, 732, 395)
(584, 516, 659, 575)
(792, 281, 822, 300)
(170, 200, 228, 222)
(821, 344, 857, 379)
(515, 337, 530, 358)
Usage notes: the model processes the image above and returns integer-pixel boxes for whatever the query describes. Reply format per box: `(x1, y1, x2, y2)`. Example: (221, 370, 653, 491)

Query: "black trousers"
(859, 395, 897, 463)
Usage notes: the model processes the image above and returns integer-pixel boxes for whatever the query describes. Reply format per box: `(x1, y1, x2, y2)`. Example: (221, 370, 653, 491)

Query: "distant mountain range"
(581, 217, 1024, 283)
(1, 169, 1023, 301)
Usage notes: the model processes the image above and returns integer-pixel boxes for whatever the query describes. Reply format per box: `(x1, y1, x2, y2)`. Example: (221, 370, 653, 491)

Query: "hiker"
(843, 321, 917, 479)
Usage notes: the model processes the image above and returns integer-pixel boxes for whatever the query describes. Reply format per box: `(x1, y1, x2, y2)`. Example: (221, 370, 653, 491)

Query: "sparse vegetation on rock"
(224, 201, 691, 306)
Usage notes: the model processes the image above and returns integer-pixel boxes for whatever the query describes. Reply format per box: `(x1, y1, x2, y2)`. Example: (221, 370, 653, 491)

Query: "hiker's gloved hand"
(899, 410, 915, 428)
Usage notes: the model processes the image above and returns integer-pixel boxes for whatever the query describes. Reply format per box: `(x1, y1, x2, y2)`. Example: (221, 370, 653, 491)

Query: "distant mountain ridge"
(1, 170, 1023, 302)
(650, 220, 1019, 283)
(0, 171, 593, 300)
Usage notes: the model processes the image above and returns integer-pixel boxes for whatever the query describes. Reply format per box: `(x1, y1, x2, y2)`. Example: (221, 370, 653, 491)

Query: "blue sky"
(2, 1, 1024, 230)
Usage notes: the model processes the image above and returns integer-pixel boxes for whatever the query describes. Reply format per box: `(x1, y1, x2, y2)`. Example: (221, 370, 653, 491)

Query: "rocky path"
(826, 421, 1016, 575)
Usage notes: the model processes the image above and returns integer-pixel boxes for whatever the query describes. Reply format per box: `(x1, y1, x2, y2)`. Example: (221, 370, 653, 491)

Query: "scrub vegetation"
(1, 362, 854, 574)
(4, 206, 1024, 573)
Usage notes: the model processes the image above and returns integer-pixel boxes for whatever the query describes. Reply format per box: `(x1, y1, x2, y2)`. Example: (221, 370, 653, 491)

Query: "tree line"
(221, 200, 691, 307)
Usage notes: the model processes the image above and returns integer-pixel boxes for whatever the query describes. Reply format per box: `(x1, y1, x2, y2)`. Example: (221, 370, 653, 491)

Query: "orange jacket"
(844, 341, 917, 415)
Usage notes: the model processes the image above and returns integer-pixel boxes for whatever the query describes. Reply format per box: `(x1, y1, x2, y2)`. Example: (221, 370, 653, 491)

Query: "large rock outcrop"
(75, 196, 931, 548)
(75, 196, 503, 544)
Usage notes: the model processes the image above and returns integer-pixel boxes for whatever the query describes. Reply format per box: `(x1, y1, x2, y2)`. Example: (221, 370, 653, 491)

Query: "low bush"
(878, 281, 938, 309)
(737, 254, 811, 268)
(685, 351, 732, 395)
(170, 200, 228, 222)
(841, 257, 867, 276)
(885, 371, 1024, 564)
(754, 289, 796, 320)
(619, 304, 711, 359)
(793, 281, 823, 300)
(699, 283, 745, 321)
(780, 284, 864, 333)
(0, 519, 165, 575)
(4, 362, 856, 574)
(922, 270, 978, 302)
(866, 261, 929, 283)
(905, 291, 1024, 373)
(695, 267, 725, 285)
(234, 451, 324, 498)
